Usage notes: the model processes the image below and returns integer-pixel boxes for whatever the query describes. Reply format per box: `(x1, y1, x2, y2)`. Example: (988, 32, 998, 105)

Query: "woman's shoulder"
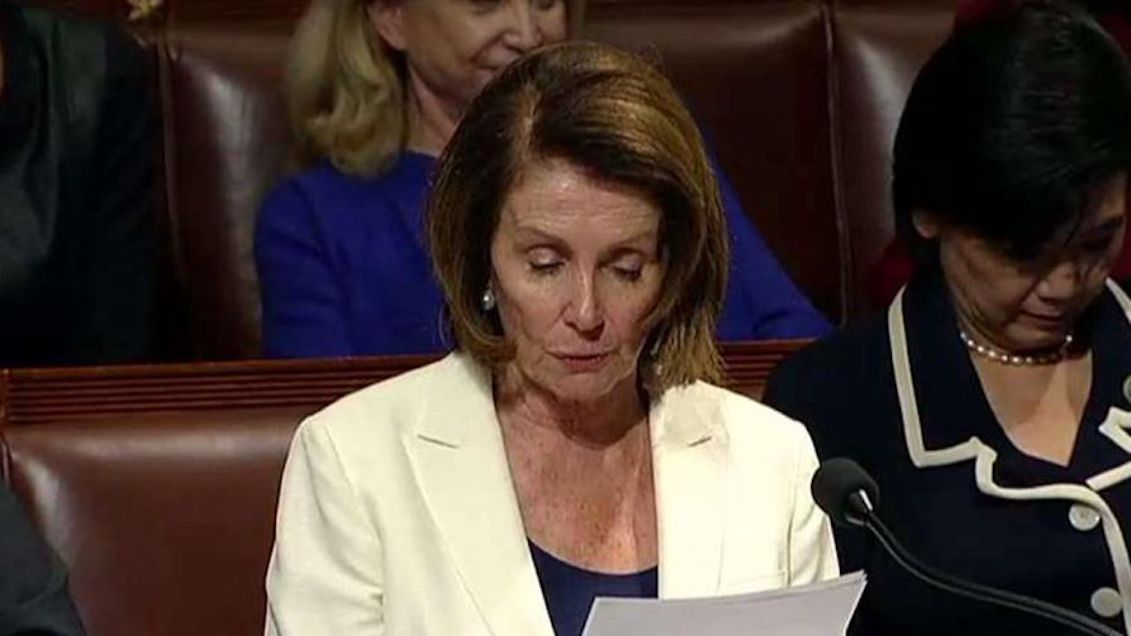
(662, 381, 811, 449)
(759, 314, 899, 462)
(296, 353, 481, 449)
(764, 314, 891, 405)
(261, 155, 429, 220)
(662, 382, 822, 484)
(263, 162, 375, 210)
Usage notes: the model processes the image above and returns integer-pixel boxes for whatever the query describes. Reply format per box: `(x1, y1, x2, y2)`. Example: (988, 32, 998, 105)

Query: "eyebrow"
(511, 225, 659, 250)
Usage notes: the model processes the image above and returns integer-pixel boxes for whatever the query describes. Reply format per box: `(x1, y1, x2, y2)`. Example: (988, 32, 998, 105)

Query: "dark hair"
(428, 42, 729, 391)
(893, 0, 1131, 263)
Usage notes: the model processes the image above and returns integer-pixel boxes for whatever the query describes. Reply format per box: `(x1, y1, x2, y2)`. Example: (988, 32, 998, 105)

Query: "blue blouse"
(529, 541, 658, 636)
(256, 152, 831, 358)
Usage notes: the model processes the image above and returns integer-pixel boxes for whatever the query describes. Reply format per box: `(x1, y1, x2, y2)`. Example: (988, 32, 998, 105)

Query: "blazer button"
(1123, 375, 1131, 404)
(1091, 587, 1123, 618)
(1069, 504, 1101, 531)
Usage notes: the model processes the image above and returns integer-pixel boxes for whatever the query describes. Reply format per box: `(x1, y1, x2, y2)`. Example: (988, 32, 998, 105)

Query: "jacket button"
(1069, 504, 1101, 531)
(1091, 587, 1123, 618)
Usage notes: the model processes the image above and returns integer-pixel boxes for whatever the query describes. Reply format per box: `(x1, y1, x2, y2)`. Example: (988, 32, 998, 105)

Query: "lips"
(551, 351, 612, 372)
(1020, 311, 1072, 333)
(1023, 311, 1067, 324)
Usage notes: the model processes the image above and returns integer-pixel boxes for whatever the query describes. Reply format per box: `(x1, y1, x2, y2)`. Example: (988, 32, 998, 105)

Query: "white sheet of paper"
(581, 572, 866, 636)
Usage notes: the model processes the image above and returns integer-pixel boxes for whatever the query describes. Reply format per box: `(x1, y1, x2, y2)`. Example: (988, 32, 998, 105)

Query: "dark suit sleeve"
(763, 348, 853, 459)
(0, 484, 85, 635)
(764, 344, 877, 574)
(79, 26, 157, 363)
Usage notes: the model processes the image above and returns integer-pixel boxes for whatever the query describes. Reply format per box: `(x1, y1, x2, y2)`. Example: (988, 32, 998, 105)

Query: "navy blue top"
(764, 272, 1131, 635)
(529, 541, 658, 636)
(256, 152, 831, 358)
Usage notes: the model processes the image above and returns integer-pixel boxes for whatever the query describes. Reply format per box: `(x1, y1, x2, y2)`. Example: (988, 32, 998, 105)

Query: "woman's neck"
(971, 349, 1091, 467)
(403, 70, 460, 157)
(494, 368, 648, 449)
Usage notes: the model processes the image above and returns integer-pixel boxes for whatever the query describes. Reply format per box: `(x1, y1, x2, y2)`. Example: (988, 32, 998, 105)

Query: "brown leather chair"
(832, 1, 953, 317)
(4, 409, 302, 636)
(584, 0, 841, 321)
(160, 21, 293, 360)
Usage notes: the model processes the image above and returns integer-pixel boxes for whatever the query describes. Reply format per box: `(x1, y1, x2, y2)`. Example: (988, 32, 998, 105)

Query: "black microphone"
(811, 458, 1122, 636)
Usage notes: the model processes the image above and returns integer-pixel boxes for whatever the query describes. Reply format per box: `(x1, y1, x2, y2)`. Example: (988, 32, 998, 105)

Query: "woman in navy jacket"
(765, 3, 1131, 633)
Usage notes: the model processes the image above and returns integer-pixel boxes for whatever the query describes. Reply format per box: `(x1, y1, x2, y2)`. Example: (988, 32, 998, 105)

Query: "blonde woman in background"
(255, 0, 831, 359)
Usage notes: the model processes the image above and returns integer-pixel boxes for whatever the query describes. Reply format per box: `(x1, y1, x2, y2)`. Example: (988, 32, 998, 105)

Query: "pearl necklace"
(958, 329, 1073, 366)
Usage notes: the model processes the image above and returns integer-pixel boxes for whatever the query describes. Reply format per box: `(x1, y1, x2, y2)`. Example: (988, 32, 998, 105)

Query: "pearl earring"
(480, 287, 496, 312)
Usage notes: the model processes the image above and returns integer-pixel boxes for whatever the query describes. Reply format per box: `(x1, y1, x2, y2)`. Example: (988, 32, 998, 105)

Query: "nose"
(1035, 259, 1082, 304)
(564, 271, 605, 337)
(503, 2, 542, 53)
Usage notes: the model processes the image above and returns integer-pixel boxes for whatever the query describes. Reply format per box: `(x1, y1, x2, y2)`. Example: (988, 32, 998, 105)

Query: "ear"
(368, 0, 408, 52)
(911, 209, 941, 240)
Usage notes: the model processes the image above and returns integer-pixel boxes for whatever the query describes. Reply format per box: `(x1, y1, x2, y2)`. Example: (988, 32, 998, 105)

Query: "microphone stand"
(852, 500, 1123, 636)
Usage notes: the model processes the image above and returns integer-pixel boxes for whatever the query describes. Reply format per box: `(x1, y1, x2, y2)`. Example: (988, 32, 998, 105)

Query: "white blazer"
(264, 353, 838, 635)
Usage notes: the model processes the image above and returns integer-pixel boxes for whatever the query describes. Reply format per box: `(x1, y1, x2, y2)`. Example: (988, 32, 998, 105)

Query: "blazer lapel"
(651, 384, 730, 599)
(407, 355, 553, 636)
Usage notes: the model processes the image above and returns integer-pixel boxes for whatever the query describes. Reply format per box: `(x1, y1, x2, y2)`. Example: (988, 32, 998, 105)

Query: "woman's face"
(490, 158, 666, 405)
(372, 0, 568, 114)
(920, 172, 1128, 352)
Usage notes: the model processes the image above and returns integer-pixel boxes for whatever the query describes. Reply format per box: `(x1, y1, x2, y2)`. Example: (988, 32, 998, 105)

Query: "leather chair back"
(584, 0, 841, 320)
(3, 409, 304, 636)
(832, 1, 952, 315)
(161, 22, 292, 359)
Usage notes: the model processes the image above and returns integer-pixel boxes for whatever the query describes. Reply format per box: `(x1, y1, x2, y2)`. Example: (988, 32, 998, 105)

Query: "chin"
(537, 363, 636, 404)
(1007, 324, 1070, 351)
(543, 372, 617, 403)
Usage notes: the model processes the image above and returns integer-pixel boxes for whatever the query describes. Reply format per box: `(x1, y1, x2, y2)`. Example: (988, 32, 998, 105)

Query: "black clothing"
(0, 1, 155, 366)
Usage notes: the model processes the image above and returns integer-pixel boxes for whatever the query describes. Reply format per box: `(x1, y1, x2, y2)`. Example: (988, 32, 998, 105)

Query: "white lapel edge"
(651, 383, 728, 599)
(889, 284, 1131, 632)
(974, 447, 1131, 634)
(888, 287, 981, 467)
(405, 355, 553, 636)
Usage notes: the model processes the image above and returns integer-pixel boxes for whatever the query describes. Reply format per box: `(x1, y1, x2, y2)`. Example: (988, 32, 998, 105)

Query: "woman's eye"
(533, 0, 560, 10)
(612, 266, 643, 282)
(529, 261, 562, 275)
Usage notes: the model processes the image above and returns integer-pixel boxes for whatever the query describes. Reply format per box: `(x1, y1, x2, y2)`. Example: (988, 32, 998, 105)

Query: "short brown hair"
(428, 42, 729, 391)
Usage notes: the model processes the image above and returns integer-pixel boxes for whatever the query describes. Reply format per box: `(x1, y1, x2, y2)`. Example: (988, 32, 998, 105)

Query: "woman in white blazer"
(265, 42, 839, 636)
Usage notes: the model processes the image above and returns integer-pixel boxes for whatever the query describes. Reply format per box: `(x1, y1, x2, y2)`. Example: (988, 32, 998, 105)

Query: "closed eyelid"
(526, 246, 562, 260)
(607, 255, 644, 269)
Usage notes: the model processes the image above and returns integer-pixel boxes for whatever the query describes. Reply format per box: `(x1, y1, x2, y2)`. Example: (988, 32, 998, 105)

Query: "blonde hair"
(286, 0, 587, 177)
(429, 42, 729, 392)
